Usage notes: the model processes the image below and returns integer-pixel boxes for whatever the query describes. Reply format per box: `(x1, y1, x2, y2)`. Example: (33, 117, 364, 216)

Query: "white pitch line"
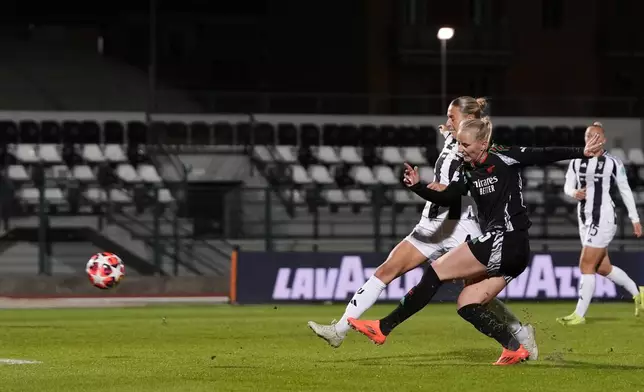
(0, 358, 42, 365)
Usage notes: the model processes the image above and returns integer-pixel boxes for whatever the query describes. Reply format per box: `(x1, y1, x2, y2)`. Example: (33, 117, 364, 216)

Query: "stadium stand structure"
(1, 113, 644, 270)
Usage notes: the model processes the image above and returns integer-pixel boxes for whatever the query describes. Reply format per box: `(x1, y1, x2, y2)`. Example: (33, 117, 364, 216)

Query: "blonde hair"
(450, 96, 488, 118)
(459, 116, 493, 145)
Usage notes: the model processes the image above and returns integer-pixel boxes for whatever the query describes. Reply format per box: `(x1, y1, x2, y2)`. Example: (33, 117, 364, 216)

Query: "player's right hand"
(573, 188, 586, 200)
(633, 221, 642, 238)
(403, 162, 420, 187)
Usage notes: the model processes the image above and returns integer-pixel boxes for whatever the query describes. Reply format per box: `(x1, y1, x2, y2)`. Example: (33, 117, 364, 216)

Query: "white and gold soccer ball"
(86, 252, 125, 290)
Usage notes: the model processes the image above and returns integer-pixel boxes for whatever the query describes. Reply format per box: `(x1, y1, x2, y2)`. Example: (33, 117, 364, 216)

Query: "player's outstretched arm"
(493, 134, 604, 167)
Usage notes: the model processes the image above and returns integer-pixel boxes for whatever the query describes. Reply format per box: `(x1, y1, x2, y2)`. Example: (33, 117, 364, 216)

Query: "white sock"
(486, 298, 523, 337)
(574, 274, 595, 317)
(335, 276, 386, 335)
(606, 266, 640, 297)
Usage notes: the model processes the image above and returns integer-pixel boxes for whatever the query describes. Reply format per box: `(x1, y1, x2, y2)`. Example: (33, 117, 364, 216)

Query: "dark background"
(5, 0, 644, 116)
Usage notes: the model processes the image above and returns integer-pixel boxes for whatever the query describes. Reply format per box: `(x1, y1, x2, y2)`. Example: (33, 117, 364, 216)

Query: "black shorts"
(467, 229, 530, 283)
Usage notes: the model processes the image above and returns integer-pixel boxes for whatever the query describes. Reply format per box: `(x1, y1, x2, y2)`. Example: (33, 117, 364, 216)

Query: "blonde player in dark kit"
(307, 97, 538, 360)
(557, 122, 644, 325)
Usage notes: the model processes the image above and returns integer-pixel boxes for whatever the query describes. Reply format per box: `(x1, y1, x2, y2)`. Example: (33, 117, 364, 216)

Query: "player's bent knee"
(374, 240, 426, 283)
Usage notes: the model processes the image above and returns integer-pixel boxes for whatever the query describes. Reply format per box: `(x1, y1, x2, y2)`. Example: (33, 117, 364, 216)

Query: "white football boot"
(307, 320, 346, 348)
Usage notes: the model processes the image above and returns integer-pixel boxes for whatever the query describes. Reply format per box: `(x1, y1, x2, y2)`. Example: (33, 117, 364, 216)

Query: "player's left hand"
(583, 133, 604, 157)
(633, 221, 642, 238)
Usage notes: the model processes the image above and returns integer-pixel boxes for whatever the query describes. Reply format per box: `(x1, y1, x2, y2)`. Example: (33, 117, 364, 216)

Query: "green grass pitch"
(0, 302, 642, 391)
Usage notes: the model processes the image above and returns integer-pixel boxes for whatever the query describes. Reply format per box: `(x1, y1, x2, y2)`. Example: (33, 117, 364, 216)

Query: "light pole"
(437, 27, 454, 110)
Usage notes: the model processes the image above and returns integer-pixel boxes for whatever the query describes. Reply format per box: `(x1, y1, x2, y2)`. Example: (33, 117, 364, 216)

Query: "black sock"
(457, 303, 521, 351)
(379, 265, 443, 335)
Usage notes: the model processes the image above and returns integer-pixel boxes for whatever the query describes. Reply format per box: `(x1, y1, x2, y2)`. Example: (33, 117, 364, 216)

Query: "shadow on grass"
(319, 349, 644, 371)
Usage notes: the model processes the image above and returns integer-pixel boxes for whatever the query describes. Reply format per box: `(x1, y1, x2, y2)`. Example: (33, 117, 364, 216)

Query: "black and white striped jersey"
(564, 152, 640, 226)
(421, 130, 476, 220)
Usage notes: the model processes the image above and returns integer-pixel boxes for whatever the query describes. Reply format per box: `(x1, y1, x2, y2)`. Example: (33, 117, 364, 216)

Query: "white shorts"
(578, 222, 616, 248)
(404, 217, 482, 261)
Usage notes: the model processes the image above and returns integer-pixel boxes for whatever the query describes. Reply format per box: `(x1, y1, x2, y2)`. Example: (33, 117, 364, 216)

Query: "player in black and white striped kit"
(308, 97, 537, 359)
(557, 122, 644, 325)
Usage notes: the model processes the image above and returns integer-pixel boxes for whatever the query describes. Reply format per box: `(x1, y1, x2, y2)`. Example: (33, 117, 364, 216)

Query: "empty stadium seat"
(523, 167, 545, 189)
(48, 165, 70, 179)
(104, 121, 125, 144)
(116, 164, 140, 183)
(300, 123, 320, 146)
(8, 165, 29, 182)
(322, 189, 347, 204)
(339, 146, 362, 164)
(291, 165, 312, 184)
(419, 166, 435, 183)
(19, 121, 40, 143)
(629, 148, 644, 165)
(275, 146, 298, 163)
(314, 146, 341, 164)
(252, 145, 274, 163)
(402, 147, 428, 165)
(13, 144, 39, 163)
(373, 166, 398, 185)
(41, 121, 62, 143)
(104, 144, 127, 163)
(346, 189, 369, 204)
(350, 166, 377, 185)
(72, 165, 96, 182)
(381, 147, 405, 165)
(612, 148, 628, 163)
(190, 122, 211, 145)
(309, 165, 334, 185)
(82, 145, 106, 163)
(546, 167, 566, 186)
(393, 189, 415, 205)
(277, 123, 298, 145)
(492, 125, 514, 145)
(40, 144, 63, 164)
(214, 122, 234, 145)
(0, 121, 18, 143)
(157, 188, 174, 203)
(138, 164, 162, 183)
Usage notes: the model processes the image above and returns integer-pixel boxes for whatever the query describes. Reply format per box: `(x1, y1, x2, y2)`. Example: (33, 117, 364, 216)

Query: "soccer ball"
(86, 252, 125, 290)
